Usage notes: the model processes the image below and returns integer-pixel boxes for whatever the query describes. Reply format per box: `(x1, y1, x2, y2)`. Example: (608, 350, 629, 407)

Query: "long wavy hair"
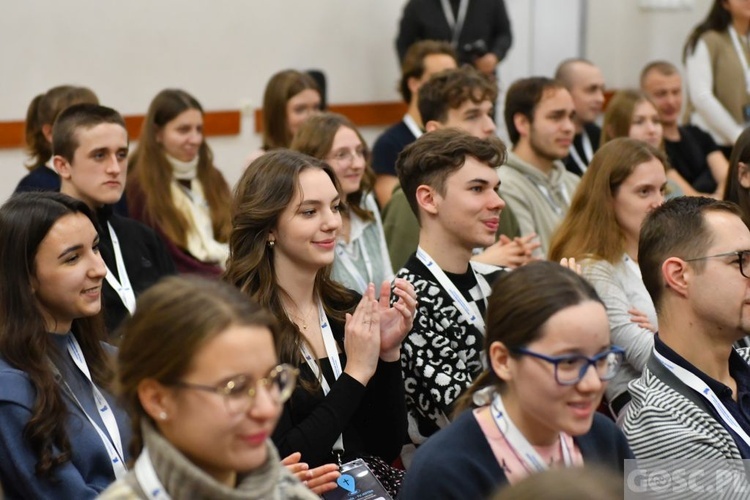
(127, 89, 231, 248)
(454, 262, 603, 415)
(115, 275, 278, 460)
(224, 150, 354, 391)
(290, 112, 376, 222)
(24, 85, 99, 170)
(549, 138, 668, 263)
(0, 192, 111, 476)
(683, 0, 733, 61)
(261, 70, 320, 151)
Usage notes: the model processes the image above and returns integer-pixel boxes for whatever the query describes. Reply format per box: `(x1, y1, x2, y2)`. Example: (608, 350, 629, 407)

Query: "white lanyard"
(526, 176, 570, 216)
(104, 222, 136, 314)
(729, 26, 750, 95)
(490, 393, 572, 472)
(623, 254, 641, 279)
(298, 302, 345, 455)
(402, 114, 424, 140)
(440, 0, 469, 46)
(416, 246, 488, 333)
(568, 131, 593, 174)
(335, 239, 373, 293)
(66, 335, 127, 478)
(134, 449, 171, 500)
(653, 348, 750, 448)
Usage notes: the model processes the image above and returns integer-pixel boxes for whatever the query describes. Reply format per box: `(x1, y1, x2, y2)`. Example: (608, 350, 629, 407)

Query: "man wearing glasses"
(622, 196, 750, 461)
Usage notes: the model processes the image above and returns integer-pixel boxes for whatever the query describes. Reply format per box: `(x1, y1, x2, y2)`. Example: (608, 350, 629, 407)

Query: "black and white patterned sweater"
(395, 253, 506, 448)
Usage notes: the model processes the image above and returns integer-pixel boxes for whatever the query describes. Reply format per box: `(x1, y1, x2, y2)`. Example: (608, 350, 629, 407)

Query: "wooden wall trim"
(0, 110, 241, 150)
(254, 101, 408, 133)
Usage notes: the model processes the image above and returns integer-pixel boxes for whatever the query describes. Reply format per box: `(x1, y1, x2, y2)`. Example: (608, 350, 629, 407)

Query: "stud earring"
(159, 411, 168, 421)
(268, 240, 275, 248)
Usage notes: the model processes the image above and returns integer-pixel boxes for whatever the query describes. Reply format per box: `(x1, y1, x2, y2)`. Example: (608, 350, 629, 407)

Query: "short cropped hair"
(396, 128, 506, 222)
(399, 40, 457, 104)
(639, 196, 742, 312)
(418, 66, 498, 124)
(52, 103, 127, 163)
(504, 77, 566, 145)
(554, 58, 595, 88)
(639, 60, 679, 87)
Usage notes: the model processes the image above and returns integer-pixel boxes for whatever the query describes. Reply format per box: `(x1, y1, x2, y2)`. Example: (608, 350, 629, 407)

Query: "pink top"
(473, 406, 583, 485)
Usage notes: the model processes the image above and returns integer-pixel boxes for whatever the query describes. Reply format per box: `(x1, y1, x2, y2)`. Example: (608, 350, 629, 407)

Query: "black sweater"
(272, 295, 408, 468)
(96, 206, 176, 337)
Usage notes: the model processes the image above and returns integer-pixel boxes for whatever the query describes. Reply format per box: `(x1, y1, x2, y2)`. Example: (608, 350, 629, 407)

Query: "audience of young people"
(7, 16, 750, 496)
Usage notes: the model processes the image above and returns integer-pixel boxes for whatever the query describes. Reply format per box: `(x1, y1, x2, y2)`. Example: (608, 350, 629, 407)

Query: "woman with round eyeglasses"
(292, 112, 394, 293)
(100, 276, 324, 499)
(398, 262, 634, 500)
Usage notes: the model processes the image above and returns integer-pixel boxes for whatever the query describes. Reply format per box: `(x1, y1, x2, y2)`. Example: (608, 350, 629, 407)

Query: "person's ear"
(513, 113, 530, 139)
(407, 76, 422, 99)
(738, 161, 750, 189)
(424, 120, 442, 133)
(662, 256, 690, 299)
(489, 340, 513, 382)
(137, 378, 176, 424)
(42, 123, 53, 144)
(53, 155, 72, 179)
(416, 184, 439, 216)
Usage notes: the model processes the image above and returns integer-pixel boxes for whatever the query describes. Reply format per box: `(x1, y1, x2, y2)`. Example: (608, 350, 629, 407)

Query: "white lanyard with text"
(653, 349, 750, 448)
(66, 335, 127, 478)
(526, 176, 569, 216)
(729, 26, 750, 95)
(104, 222, 136, 314)
(134, 449, 171, 500)
(568, 131, 593, 174)
(402, 113, 424, 140)
(335, 239, 373, 293)
(440, 0, 469, 46)
(490, 393, 572, 472)
(298, 302, 345, 459)
(416, 246, 487, 333)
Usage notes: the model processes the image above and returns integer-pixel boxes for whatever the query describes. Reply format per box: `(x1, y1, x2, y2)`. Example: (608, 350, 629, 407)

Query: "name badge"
(321, 458, 392, 500)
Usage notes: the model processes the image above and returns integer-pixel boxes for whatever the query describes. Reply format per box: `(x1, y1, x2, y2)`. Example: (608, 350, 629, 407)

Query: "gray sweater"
(497, 152, 580, 257)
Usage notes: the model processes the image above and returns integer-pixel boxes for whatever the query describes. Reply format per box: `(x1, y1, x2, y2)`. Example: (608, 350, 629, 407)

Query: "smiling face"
(327, 126, 367, 197)
(33, 212, 106, 333)
(496, 300, 610, 445)
(431, 156, 505, 251)
(156, 324, 281, 482)
(271, 168, 342, 275)
(286, 89, 321, 137)
(612, 157, 667, 250)
(157, 108, 203, 162)
(628, 100, 662, 149)
(57, 123, 128, 208)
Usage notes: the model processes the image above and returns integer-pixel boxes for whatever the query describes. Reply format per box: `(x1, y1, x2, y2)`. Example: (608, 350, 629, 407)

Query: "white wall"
(0, 0, 712, 203)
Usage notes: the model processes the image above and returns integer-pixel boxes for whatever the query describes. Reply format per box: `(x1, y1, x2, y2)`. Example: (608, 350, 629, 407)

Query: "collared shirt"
(654, 334, 750, 458)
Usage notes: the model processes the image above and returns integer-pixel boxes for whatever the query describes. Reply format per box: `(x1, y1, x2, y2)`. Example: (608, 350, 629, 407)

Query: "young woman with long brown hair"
(127, 89, 232, 277)
(225, 150, 416, 496)
(549, 138, 667, 420)
(291, 112, 393, 293)
(0, 192, 130, 497)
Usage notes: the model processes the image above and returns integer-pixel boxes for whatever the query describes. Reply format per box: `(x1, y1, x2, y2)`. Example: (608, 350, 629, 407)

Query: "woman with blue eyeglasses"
(398, 261, 634, 500)
(292, 113, 394, 294)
